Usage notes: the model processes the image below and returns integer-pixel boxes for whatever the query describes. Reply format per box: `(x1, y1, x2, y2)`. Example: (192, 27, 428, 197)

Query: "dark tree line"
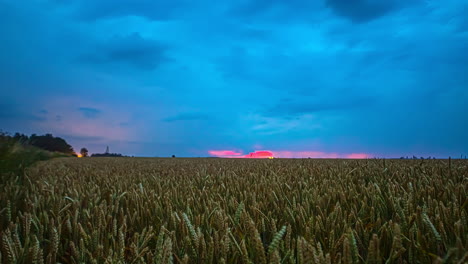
(2, 131, 129, 158)
(400, 156, 437, 160)
(91, 153, 123, 157)
(4, 132, 75, 155)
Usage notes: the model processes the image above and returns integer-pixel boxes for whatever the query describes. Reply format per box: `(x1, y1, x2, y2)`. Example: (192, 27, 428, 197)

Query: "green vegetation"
(91, 152, 124, 157)
(27, 133, 74, 155)
(1, 157, 466, 263)
(0, 132, 73, 176)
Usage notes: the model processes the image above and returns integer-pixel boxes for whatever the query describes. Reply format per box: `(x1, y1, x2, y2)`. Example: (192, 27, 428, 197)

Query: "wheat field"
(1, 158, 467, 263)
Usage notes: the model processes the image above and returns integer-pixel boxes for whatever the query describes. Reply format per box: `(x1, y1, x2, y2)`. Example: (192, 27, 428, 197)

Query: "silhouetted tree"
(80, 148, 89, 157)
(172, 155, 176, 158)
(13, 132, 29, 144)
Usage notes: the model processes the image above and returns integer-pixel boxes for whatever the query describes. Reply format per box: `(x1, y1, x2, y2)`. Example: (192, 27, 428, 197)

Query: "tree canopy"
(80, 148, 89, 157)
(29, 134, 74, 154)
(2, 132, 75, 155)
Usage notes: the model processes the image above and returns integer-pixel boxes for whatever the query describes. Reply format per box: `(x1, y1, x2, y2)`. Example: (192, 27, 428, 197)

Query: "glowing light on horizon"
(246, 150, 273, 158)
(208, 150, 242, 156)
(346, 153, 368, 159)
(208, 150, 370, 159)
(271, 151, 339, 159)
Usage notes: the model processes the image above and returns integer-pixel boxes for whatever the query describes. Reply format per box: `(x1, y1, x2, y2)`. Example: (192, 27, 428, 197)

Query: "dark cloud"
(263, 95, 375, 118)
(325, 0, 412, 23)
(78, 107, 101, 119)
(229, 0, 323, 22)
(63, 134, 106, 142)
(458, 17, 468, 32)
(163, 113, 210, 122)
(217, 46, 255, 80)
(69, 0, 190, 21)
(230, 0, 279, 17)
(0, 103, 46, 122)
(80, 33, 170, 70)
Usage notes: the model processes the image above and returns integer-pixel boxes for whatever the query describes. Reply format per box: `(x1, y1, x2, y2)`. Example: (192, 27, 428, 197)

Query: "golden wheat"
(0, 158, 467, 263)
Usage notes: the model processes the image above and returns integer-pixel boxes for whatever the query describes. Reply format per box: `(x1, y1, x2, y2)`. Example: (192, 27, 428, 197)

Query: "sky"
(0, 0, 467, 158)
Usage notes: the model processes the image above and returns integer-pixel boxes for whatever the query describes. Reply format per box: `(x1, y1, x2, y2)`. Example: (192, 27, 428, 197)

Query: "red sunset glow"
(345, 153, 368, 159)
(208, 150, 369, 159)
(246, 150, 273, 158)
(208, 150, 243, 156)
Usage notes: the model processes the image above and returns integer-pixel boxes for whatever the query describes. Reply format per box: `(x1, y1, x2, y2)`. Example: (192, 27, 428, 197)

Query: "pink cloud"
(270, 151, 339, 158)
(208, 150, 273, 158)
(209, 149, 370, 159)
(245, 150, 273, 158)
(208, 150, 242, 156)
(345, 153, 368, 159)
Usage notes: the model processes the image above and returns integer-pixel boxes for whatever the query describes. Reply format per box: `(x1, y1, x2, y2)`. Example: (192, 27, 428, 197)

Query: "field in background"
(1, 158, 467, 263)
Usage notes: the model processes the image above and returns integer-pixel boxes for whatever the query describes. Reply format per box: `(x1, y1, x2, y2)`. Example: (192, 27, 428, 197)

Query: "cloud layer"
(0, 0, 466, 157)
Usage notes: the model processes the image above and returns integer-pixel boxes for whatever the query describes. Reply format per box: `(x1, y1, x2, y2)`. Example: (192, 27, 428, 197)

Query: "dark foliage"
(29, 133, 74, 154)
(80, 147, 89, 157)
(0, 132, 53, 176)
(91, 153, 124, 157)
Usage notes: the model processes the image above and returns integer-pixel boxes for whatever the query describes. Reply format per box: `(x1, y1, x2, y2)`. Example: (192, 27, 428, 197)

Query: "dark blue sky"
(1, 0, 467, 158)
